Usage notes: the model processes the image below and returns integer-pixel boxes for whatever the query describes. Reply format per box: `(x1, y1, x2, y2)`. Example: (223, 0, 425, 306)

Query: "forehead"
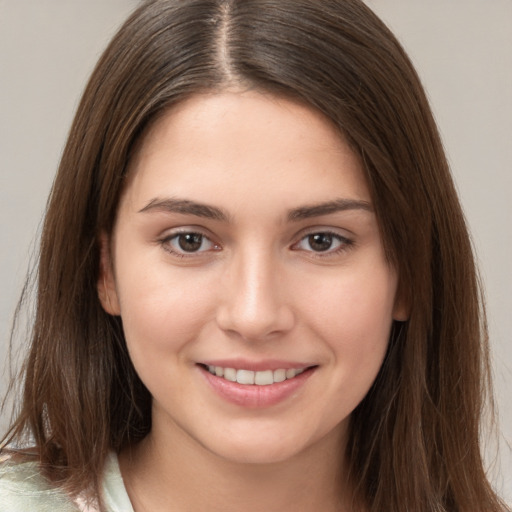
(121, 91, 370, 214)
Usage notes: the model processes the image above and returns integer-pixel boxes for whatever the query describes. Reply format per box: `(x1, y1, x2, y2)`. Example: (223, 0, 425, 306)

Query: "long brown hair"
(2, 0, 507, 510)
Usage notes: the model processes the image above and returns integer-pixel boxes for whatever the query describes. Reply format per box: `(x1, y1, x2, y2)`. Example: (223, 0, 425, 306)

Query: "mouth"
(198, 362, 317, 407)
(197, 362, 317, 407)
(201, 364, 312, 386)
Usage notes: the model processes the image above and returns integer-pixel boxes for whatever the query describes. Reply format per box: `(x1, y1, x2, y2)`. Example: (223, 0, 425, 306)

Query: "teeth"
(254, 370, 273, 385)
(206, 365, 308, 385)
(273, 369, 286, 383)
(223, 368, 237, 382)
(236, 369, 255, 385)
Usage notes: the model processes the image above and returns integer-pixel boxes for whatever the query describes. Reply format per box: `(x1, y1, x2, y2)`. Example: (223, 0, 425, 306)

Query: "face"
(99, 91, 406, 465)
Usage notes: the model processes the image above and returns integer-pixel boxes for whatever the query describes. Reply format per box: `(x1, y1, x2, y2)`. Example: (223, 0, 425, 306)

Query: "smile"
(200, 362, 316, 407)
(206, 365, 306, 386)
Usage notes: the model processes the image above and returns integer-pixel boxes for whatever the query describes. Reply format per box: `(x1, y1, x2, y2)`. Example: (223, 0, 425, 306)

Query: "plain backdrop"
(1, 0, 510, 502)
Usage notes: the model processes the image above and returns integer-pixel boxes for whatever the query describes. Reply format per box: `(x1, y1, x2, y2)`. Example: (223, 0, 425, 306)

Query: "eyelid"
(290, 227, 354, 256)
(158, 225, 217, 242)
(292, 225, 353, 242)
(159, 226, 221, 258)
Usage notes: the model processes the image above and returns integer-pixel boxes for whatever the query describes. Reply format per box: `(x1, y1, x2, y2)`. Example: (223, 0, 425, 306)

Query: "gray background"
(1, 0, 510, 502)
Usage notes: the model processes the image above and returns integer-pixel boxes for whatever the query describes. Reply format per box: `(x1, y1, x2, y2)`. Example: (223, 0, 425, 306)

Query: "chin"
(200, 422, 343, 467)
(211, 439, 305, 465)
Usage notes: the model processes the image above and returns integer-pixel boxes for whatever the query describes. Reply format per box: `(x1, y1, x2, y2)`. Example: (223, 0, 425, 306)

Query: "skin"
(99, 91, 407, 511)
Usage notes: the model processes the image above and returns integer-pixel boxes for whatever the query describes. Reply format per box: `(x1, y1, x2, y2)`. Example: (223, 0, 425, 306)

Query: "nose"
(215, 249, 295, 341)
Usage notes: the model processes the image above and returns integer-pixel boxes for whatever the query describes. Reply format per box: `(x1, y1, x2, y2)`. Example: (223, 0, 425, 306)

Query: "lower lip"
(199, 366, 315, 408)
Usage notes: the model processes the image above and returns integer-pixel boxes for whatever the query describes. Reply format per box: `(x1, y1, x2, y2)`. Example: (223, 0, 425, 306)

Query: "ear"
(392, 282, 410, 322)
(97, 232, 121, 316)
(392, 302, 409, 322)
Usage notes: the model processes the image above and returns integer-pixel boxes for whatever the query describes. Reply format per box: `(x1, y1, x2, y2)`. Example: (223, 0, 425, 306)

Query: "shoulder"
(0, 453, 79, 512)
(102, 452, 134, 512)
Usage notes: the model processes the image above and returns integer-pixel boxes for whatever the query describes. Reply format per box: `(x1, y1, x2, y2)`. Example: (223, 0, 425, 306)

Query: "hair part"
(1, 1, 507, 511)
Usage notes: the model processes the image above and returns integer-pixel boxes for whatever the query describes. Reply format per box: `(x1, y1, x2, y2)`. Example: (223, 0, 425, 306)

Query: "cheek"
(115, 258, 218, 357)
(318, 274, 396, 418)
(300, 264, 397, 367)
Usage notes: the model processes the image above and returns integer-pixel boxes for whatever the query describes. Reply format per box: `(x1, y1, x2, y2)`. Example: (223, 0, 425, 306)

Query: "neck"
(119, 419, 355, 512)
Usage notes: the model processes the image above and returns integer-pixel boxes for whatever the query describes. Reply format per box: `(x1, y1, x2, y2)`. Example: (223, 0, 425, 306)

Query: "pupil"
(178, 233, 203, 252)
(309, 233, 332, 252)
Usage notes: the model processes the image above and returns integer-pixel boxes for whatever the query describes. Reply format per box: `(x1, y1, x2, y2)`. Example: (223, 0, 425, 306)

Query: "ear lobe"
(392, 301, 409, 322)
(392, 282, 410, 322)
(97, 233, 121, 316)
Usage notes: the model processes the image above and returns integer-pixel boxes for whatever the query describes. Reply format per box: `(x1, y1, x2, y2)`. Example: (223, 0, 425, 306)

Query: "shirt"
(0, 452, 134, 512)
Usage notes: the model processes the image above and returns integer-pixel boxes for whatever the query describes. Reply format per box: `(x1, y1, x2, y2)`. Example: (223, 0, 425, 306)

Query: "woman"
(0, 0, 507, 510)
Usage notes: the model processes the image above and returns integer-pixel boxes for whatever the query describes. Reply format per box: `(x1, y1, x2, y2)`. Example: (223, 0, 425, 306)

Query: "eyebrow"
(287, 198, 373, 221)
(138, 198, 229, 221)
(138, 197, 373, 222)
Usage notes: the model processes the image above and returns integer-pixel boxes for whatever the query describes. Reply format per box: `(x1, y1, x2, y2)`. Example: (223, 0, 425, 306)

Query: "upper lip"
(199, 359, 315, 372)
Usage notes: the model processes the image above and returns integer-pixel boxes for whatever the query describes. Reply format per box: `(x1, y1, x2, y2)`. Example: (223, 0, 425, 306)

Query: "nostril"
(215, 301, 296, 341)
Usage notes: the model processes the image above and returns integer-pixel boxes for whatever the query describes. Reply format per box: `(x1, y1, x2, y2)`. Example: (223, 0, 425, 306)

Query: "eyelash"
(159, 229, 354, 259)
(291, 230, 354, 257)
(160, 229, 220, 258)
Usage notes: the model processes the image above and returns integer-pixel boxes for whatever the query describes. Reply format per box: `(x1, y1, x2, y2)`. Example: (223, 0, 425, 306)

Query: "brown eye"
(178, 233, 204, 252)
(164, 232, 218, 255)
(307, 233, 334, 252)
(292, 231, 352, 256)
